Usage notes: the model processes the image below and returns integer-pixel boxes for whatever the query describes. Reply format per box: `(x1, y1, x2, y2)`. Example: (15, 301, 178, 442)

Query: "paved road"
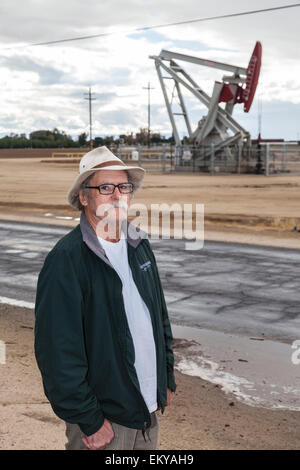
(0, 219, 299, 342)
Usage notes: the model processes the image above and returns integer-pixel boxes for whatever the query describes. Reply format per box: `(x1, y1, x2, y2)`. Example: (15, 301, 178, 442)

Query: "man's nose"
(111, 186, 122, 199)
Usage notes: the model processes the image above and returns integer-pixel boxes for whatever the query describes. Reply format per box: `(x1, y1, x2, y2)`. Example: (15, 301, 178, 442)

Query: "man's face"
(79, 170, 131, 227)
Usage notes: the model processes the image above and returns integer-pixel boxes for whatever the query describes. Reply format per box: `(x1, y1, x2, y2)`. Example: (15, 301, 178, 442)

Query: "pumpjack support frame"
(150, 42, 262, 163)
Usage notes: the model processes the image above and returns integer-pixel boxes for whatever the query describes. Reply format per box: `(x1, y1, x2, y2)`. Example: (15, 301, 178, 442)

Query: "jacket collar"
(80, 211, 147, 264)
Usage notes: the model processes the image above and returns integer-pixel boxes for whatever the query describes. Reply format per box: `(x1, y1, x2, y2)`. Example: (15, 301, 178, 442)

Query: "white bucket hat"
(67, 146, 145, 210)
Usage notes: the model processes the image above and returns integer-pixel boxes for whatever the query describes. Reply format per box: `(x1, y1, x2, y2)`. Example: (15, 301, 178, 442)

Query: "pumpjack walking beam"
(150, 42, 262, 157)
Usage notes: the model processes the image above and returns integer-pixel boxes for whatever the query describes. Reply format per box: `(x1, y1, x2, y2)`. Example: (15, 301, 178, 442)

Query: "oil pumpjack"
(150, 42, 262, 167)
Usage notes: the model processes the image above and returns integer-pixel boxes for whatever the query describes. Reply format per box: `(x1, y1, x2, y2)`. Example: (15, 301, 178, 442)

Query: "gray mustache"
(96, 201, 129, 215)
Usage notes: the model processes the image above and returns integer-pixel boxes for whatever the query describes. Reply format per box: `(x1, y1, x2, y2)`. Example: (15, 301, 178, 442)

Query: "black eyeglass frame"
(85, 182, 134, 195)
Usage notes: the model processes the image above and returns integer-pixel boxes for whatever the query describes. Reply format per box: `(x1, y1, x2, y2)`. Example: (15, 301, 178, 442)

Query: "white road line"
(0, 296, 35, 309)
(0, 221, 70, 235)
(0, 241, 51, 251)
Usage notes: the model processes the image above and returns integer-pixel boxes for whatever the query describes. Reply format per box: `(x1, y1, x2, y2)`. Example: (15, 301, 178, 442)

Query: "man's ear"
(79, 190, 88, 207)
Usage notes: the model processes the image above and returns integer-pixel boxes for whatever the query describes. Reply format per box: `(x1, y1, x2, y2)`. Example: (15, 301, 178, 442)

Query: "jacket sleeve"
(147, 242, 177, 393)
(34, 247, 104, 436)
(156, 270, 177, 393)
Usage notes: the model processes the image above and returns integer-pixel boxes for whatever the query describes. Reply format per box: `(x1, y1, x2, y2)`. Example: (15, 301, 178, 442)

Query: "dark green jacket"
(34, 212, 176, 436)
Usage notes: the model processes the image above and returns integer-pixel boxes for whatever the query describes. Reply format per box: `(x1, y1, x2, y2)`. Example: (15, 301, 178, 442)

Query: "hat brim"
(67, 165, 145, 211)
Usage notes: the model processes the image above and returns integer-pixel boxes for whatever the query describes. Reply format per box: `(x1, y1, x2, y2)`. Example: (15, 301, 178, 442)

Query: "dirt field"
(0, 157, 300, 248)
(0, 148, 85, 159)
(1, 303, 300, 451)
(1, 156, 300, 450)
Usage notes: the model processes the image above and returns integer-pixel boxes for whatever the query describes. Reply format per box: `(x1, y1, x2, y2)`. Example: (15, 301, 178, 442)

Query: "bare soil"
(1, 157, 300, 449)
(1, 304, 300, 450)
(0, 157, 299, 249)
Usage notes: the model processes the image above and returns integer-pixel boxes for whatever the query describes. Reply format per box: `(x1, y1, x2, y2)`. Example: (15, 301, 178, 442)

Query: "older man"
(34, 146, 176, 450)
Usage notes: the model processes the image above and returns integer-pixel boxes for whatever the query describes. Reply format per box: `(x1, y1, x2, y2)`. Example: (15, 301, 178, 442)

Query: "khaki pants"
(65, 412, 159, 450)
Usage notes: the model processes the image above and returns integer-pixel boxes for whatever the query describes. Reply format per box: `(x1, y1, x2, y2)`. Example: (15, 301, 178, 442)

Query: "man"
(34, 146, 176, 450)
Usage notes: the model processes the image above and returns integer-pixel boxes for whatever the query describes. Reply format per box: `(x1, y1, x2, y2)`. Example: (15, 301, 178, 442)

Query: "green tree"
(93, 136, 104, 148)
(78, 132, 88, 146)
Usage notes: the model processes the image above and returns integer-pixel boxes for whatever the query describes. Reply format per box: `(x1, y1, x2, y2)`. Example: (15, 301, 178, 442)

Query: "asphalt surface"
(0, 219, 300, 342)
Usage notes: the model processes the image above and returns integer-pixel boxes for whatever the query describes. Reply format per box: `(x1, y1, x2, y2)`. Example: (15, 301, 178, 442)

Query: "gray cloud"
(0, 0, 298, 140)
(77, 67, 132, 87)
(1, 55, 65, 85)
(95, 107, 139, 127)
(0, 0, 297, 58)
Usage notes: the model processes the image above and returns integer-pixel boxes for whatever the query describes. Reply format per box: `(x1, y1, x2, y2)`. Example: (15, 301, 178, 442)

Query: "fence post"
(265, 143, 270, 176)
(138, 144, 142, 167)
(282, 143, 286, 172)
(161, 144, 166, 173)
(237, 142, 242, 174)
(210, 143, 215, 175)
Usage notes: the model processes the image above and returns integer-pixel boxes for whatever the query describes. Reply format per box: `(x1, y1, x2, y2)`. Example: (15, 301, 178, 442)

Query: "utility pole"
(84, 87, 96, 150)
(143, 82, 154, 147)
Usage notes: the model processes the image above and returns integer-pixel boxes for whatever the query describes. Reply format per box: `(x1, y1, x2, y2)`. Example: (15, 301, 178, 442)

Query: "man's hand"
(166, 388, 174, 406)
(157, 388, 174, 410)
(82, 418, 114, 450)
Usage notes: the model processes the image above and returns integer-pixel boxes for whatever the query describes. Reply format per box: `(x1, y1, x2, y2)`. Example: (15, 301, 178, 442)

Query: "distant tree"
(0, 128, 174, 150)
(103, 135, 115, 147)
(167, 133, 176, 145)
(78, 132, 88, 146)
(53, 128, 61, 141)
(135, 128, 148, 146)
(0, 134, 31, 148)
(30, 130, 52, 141)
(150, 133, 162, 144)
(93, 136, 104, 148)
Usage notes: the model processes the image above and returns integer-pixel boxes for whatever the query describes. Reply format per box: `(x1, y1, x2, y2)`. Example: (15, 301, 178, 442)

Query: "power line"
(136, 3, 300, 31)
(4, 3, 300, 50)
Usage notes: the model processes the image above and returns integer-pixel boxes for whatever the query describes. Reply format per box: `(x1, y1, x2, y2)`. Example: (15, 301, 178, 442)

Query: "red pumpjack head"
(243, 41, 262, 113)
(219, 41, 262, 112)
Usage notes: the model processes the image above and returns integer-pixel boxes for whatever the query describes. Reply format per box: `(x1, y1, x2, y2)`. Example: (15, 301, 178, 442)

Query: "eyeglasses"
(85, 182, 134, 195)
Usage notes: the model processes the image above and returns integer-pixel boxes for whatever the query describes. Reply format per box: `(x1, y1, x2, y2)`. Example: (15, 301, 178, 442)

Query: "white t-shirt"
(98, 235, 158, 413)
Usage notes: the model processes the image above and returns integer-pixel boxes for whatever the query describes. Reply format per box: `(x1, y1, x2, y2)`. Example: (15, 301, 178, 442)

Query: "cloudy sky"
(0, 0, 299, 141)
